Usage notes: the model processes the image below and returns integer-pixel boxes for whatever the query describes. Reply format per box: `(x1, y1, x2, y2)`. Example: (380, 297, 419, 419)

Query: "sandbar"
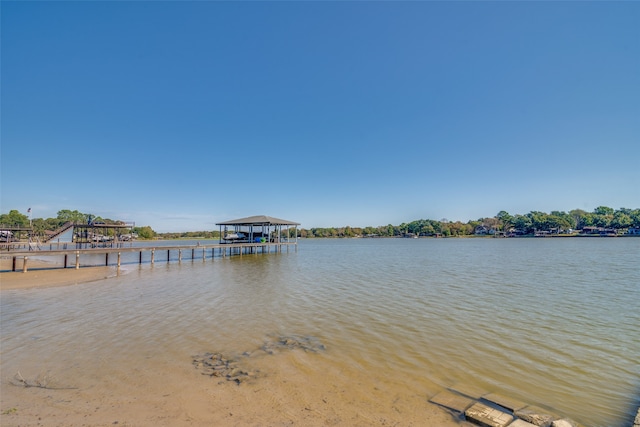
(0, 258, 119, 291)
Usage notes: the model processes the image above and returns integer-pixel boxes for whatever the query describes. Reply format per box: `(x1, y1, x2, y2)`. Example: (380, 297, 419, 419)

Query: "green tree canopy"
(0, 210, 29, 227)
(133, 226, 156, 239)
(57, 209, 90, 223)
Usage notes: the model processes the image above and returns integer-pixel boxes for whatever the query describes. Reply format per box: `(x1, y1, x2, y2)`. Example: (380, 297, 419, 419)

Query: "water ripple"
(1, 238, 638, 427)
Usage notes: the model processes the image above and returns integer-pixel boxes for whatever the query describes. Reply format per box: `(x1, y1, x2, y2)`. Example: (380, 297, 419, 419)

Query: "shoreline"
(0, 259, 121, 291)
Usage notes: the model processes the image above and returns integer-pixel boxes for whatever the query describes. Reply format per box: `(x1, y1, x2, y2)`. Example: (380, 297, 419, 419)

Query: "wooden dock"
(1, 241, 297, 273)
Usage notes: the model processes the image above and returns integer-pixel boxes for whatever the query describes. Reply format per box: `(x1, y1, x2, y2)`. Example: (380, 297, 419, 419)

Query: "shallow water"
(1, 237, 639, 426)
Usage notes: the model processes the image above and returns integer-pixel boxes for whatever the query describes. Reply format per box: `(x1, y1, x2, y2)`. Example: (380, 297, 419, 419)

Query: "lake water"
(1, 237, 638, 426)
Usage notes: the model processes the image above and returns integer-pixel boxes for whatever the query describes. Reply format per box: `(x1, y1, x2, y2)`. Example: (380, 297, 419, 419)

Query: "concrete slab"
(450, 383, 489, 399)
(483, 393, 527, 412)
(429, 389, 475, 413)
(465, 402, 514, 427)
(508, 420, 539, 427)
(514, 405, 557, 427)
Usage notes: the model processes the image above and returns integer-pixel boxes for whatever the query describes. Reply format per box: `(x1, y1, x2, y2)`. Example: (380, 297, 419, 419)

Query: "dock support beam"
(22, 256, 28, 273)
(75, 251, 80, 269)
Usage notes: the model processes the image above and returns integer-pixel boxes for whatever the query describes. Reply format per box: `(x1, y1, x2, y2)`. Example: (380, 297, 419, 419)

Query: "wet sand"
(0, 260, 459, 426)
(0, 259, 120, 291)
(1, 348, 459, 426)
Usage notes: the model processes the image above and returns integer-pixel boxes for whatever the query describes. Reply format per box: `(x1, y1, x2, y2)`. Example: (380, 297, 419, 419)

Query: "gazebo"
(215, 215, 300, 244)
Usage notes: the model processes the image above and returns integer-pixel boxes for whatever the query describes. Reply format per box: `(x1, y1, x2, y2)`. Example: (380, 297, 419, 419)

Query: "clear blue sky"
(2, 1, 639, 232)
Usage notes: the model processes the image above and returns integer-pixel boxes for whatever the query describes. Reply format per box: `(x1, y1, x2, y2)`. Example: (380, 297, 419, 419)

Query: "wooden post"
(202, 248, 205, 261)
(151, 248, 155, 264)
(75, 251, 80, 269)
(117, 252, 121, 268)
(22, 256, 28, 273)
(178, 249, 182, 263)
(139, 251, 143, 264)
(167, 249, 170, 263)
(12, 256, 16, 272)
(64, 254, 68, 268)
(106, 253, 109, 266)
(191, 248, 195, 260)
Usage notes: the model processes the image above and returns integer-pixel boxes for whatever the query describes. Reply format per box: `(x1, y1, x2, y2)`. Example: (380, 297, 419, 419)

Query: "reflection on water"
(1, 238, 639, 426)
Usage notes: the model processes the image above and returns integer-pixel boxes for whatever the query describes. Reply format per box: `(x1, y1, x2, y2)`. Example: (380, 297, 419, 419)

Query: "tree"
(593, 206, 614, 216)
(57, 209, 89, 223)
(134, 226, 156, 239)
(590, 206, 614, 228)
(611, 211, 632, 229)
(547, 213, 572, 232)
(496, 211, 513, 232)
(31, 218, 48, 235)
(0, 210, 29, 227)
(512, 214, 532, 234)
(527, 211, 549, 231)
(481, 217, 499, 231)
(629, 209, 640, 228)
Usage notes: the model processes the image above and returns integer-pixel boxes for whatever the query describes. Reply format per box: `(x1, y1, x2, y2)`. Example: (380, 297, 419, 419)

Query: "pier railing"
(1, 241, 297, 273)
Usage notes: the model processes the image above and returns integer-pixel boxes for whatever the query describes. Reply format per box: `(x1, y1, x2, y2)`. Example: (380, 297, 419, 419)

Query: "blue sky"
(2, 1, 639, 232)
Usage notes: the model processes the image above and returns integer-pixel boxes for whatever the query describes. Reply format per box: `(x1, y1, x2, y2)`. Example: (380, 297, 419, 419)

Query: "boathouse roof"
(216, 215, 300, 226)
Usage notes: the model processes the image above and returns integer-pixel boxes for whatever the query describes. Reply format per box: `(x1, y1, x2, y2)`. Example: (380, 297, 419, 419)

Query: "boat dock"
(2, 214, 300, 273)
(2, 241, 297, 273)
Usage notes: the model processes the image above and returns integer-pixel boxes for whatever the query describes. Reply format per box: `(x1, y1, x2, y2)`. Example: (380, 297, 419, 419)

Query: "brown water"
(1, 238, 638, 426)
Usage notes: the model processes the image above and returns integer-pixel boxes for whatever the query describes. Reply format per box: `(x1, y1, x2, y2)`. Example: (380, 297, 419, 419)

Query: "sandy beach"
(0, 259, 460, 426)
(1, 347, 459, 427)
(0, 258, 121, 291)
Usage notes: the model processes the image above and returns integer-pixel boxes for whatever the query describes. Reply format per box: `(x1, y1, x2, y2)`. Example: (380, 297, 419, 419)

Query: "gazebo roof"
(216, 215, 300, 226)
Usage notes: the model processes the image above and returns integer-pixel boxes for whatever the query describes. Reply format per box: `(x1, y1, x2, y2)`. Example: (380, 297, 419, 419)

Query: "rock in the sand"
(261, 335, 326, 354)
(191, 352, 256, 384)
(551, 419, 577, 427)
(514, 407, 556, 427)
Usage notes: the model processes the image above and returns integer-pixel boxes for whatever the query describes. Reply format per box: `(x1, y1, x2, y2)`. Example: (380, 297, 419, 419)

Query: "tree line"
(2, 206, 639, 240)
(0, 209, 157, 239)
(298, 206, 640, 238)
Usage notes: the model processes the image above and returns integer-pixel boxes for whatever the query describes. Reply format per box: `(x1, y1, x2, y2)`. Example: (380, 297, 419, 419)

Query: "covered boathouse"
(216, 215, 300, 245)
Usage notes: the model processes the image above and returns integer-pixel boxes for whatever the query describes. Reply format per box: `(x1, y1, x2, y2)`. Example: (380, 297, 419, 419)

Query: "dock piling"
(3, 241, 297, 274)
